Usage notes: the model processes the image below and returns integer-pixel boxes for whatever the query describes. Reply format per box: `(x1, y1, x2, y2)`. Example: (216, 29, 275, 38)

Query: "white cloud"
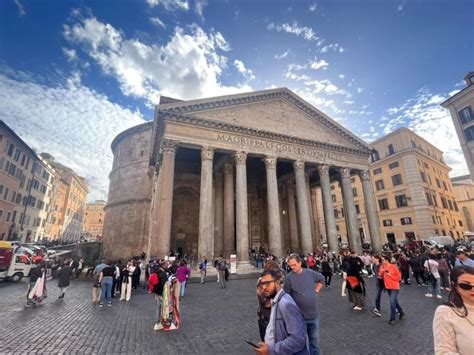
(321, 43, 344, 53)
(195, 0, 207, 17)
(150, 17, 166, 28)
(309, 2, 318, 12)
(357, 87, 363, 93)
(274, 50, 291, 60)
(0, 68, 146, 202)
(233, 59, 255, 81)
(385, 87, 468, 176)
(343, 99, 354, 105)
(309, 57, 328, 70)
(62, 48, 78, 62)
(268, 21, 318, 42)
(64, 17, 249, 103)
(397, 0, 406, 12)
(338, 74, 345, 80)
(14, 0, 25, 16)
(146, 0, 190, 11)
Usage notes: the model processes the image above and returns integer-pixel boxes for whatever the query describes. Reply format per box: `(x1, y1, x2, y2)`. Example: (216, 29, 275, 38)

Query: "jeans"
(100, 277, 113, 304)
(413, 271, 426, 285)
(428, 277, 441, 296)
(155, 295, 162, 323)
(304, 317, 320, 355)
(374, 280, 383, 311)
(219, 270, 226, 288)
(180, 281, 186, 297)
(387, 289, 403, 321)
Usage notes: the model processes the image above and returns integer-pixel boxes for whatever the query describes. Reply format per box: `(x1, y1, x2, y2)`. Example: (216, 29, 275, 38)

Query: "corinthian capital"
(339, 167, 351, 179)
(234, 151, 247, 165)
(201, 146, 214, 161)
(293, 160, 305, 172)
(317, 164, 330, 176)
(223, 162, 233, 175)
(264, 156, 277, 170)
(358, 170, 370, 181)
(161, 139, 178, 155)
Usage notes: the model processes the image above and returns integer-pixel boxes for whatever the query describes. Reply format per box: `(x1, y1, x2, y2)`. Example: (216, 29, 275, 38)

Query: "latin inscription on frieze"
(216, 133, 345, 162)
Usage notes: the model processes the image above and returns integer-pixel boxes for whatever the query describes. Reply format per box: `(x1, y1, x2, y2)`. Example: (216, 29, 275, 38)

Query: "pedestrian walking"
(409, 253, 427, 286)
(113, 260, 122, 298)
(379, 254, 405, 324)
(131, 260, 140, 290)
(57, 261, 72, 299)
(99, 260, 115, 307)
(397, 253, 411, 285)
(433, 266, 474, 354)
(25, 260, 46, 307)
(199, 257, 207, 284)
(75, 258, 84, 279)
(92, 260, 107, 305)
(437, 253, 451, 291)
(371, 255, 384, 317)
(284, 254, 324, 355)
(120, 261, 133, 301)
(176, 260, 191, 299)
(346, 254, 366, 311)
(149, 263, 168, 331)
(340, 250, 350, 297)
(254, 269, 309, 355)
(217, 256, 227, 289)
(424, 254, 442, 299)
(320, 257, 332, 287)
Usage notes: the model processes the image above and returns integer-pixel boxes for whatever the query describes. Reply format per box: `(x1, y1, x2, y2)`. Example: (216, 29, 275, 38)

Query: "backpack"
(199, 262, 205, 270)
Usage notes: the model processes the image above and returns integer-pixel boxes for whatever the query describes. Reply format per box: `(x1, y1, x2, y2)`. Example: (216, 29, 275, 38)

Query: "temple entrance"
(171, 186, 199, 259)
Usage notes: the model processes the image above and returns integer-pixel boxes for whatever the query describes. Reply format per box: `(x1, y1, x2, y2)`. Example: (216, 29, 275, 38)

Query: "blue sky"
(0, 0, 472, 201)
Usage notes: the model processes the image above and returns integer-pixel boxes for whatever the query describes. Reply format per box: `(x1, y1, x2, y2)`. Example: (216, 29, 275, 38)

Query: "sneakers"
(353, 306, 362, 311)
(341, 293, 347, 297)
(154, 323, 163, 331)
(436, 295, 443, 299)
(425, 293, 433, 298)
(399, 312, 405, 320)
(99, 303, 104, 307)
(388, 319, 396, 325)
(371, 308, 382, 317)
(107, 302, 112, 306)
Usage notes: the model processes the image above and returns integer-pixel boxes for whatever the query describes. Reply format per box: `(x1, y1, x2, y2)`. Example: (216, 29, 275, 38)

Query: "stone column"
(359, 170, 382, 252)
(286, 179, 299, 253)
(264, 157, 282, 257)
(223, 161, 234, 257)
(294, 161, 313, 255)
(149, 140, 177, 258)
(198, 147, 214, 260)
(318, 164, 338, 253)
(306, 172, 316, 249)
(311, 189, 322, 250)
(214, 171, 224, 257)
(340, 167, 362, 254)
(235, 152, 249, 262)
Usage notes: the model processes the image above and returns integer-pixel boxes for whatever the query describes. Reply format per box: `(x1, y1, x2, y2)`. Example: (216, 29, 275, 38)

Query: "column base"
(236, 260, 257, 274)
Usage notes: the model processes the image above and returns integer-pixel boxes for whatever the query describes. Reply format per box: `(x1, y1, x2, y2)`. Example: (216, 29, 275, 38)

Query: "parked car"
(0, 241, 32, 282)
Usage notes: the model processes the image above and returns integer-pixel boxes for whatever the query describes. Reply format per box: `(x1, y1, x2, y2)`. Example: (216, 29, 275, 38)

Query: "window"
(11, 191, 16, 203)
(395, 194, 408, 208)
(355, 204, 360, 214)
(0, 210, 2, 221)
(334, 209, 339, 218)
(388, 144, 395, 155)
(447, 200, 453, 210)
(458, 106, 473, 124)
(432, 216, 436, 224)
(392, 174, 403, 186)
(423, 162, 429, 169)
(28, 196, 36, 207)
(330, 185, 335, 191)
(375, 179, 385, 191)
(389, 161, 399, 169)
(40, 185, 46, 194)
(3, 187, 8, 200)
(420, 171, 427, 183)
(436, 178, 441, 188)
(7, 143, 14, 157)
(383, 219, 392, 227)
(427, 174, 432, 185)
(401, 217, 412, 225)
(352, 188, 357, 197)
(371, 150, 380, 162)
(441, 197, 448, 209)
(0, 185, 2, 195)
(436, 216, 442, 224)
(465, 126, 474, 142)
(425, 192, 433, 205)
(6, 212, 11, 222)
(12, 211, 17, 223)
(459, 220, 464, 227)
(331, 194, 336, 202)
(442, 181, 448, 191)
(378, 198, 389, 210)
(14, 149, 21, 161)
(453, 201, 459, 211)
(411, 140, 416, 148)
(373, 167, 382, 175)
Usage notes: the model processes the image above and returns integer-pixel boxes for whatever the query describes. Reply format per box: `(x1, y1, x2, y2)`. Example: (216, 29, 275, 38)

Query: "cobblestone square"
(0, 275, 441, 354)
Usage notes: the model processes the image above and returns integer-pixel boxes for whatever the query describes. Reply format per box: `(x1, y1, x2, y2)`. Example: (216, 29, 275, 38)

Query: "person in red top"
(379, 254, 405, 324)
(306, 254, 316, 271)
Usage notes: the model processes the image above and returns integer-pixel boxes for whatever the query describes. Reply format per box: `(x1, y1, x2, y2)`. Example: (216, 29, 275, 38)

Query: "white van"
(426, 235, 454, 247)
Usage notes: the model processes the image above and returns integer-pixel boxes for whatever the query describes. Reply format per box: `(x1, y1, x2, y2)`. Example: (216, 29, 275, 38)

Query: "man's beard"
(266, 287, 278, 299)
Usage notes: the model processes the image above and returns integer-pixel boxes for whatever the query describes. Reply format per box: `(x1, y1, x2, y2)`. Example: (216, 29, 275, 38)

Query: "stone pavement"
(0, 274, 442, 354)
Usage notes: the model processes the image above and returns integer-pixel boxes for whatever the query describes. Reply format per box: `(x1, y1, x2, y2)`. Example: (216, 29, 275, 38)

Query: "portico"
(145, 88, 381, 260)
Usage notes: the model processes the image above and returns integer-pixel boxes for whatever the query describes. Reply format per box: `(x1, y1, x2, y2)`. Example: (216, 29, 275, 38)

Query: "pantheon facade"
(102, 88, 382, 262)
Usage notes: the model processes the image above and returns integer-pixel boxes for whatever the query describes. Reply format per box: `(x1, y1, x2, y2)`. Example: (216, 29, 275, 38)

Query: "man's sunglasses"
(458, 283, 474, 291)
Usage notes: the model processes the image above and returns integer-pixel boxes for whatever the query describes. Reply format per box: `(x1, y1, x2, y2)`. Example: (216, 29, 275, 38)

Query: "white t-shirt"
(424, 259, 440, 278)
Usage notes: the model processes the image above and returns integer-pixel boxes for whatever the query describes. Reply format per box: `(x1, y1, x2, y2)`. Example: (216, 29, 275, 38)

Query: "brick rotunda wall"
(102, 122, 153, 260)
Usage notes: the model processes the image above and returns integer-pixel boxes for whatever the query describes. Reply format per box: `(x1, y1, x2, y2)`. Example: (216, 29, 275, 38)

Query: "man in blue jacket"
(255, 269, 308, 355)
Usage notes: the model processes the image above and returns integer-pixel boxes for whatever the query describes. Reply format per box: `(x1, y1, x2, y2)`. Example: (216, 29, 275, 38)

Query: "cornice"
(156, 88, 371, 153)
(161, 111, 370, 157)
(111, 122, 153, 152)
(104, 197, 152, 210)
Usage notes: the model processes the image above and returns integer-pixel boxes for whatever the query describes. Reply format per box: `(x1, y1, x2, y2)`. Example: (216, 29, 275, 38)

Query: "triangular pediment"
(157, 88, 371, 153)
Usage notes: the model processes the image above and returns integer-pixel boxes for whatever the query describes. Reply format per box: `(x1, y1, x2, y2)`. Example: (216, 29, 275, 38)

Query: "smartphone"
(245, 340, 259, 348)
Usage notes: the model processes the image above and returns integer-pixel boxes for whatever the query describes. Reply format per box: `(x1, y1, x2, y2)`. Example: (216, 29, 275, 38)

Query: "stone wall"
(102, 123, 153, 260)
